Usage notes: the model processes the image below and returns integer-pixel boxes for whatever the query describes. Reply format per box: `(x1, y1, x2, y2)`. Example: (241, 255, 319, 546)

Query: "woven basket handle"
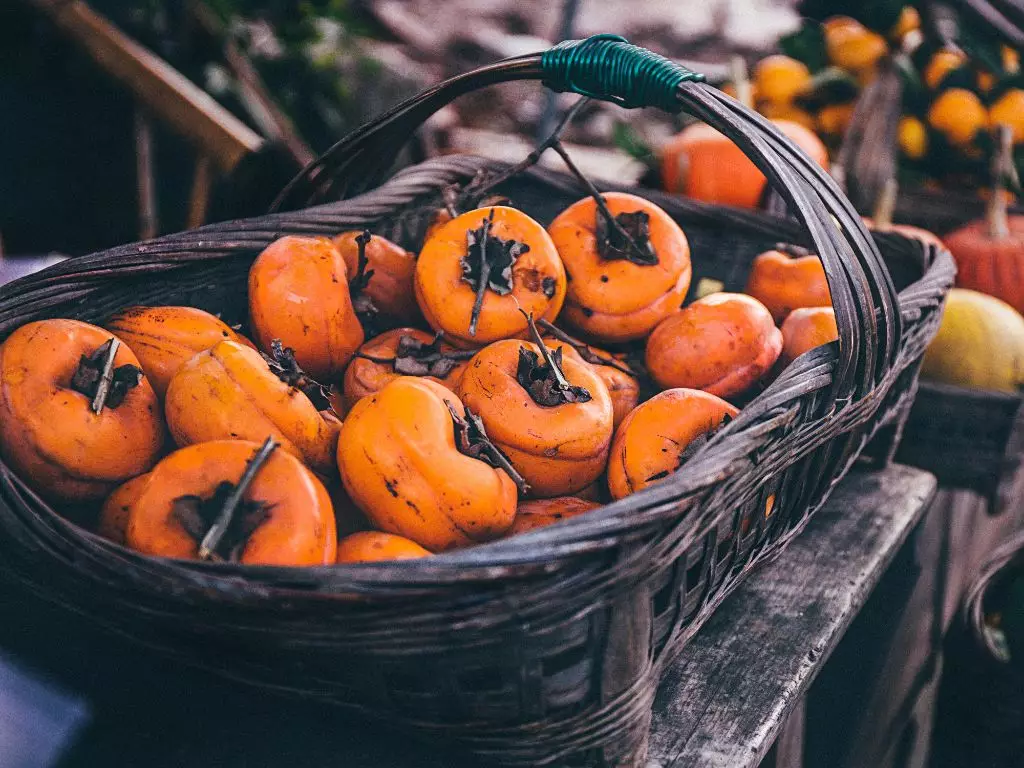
(276, 35, 903, 395)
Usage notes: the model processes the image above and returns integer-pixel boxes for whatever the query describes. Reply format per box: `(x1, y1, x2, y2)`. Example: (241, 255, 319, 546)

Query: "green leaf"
(779, 22, 829, 73)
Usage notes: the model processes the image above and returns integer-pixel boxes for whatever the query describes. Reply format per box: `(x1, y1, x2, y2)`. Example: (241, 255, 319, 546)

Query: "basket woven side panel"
(0, 157, 953, 765)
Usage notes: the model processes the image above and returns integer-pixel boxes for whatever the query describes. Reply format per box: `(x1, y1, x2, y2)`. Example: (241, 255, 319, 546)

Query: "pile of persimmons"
(0, 192, 837, 566)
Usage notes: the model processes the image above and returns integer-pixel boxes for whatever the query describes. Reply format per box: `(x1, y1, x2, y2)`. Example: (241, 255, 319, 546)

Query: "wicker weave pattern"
(0, 49, 954, 764)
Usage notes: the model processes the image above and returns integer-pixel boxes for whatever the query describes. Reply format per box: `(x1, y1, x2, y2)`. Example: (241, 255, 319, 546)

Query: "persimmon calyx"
(645, 413, 733, 483)
(174, 437, 278, 562)
(446, 402, 530, 495)
(71, 337, 143, 413)
(348, 229, 382, 331)
(461, 208, 531, 336)
(356, 334, 476, 378)
(519, 310, 592, 407)
(262, 339, 332, 411)
(773, 242, 814, 258)
(596, 209, 658, 265)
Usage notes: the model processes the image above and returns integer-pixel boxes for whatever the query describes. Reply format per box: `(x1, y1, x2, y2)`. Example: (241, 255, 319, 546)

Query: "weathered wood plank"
(647, 466, 936, 768)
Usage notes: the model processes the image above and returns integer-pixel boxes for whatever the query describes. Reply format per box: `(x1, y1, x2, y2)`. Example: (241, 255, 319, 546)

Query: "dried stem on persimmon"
(537, 319, 635, 375)
(198, 437, 278, 561)
(446, 402, 530, 495)
(517, 310, 592, 407)
(71, 337, 142, 414)
(461, 208, 529, 337)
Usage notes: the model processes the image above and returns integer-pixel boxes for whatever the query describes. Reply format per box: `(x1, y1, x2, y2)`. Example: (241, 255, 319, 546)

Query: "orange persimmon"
(646, 293, 782, 398)
(333, 230, 419, 324)
(661, 120, 828, 208)
(607, 388, 738, 500)
(248, 235, 364, 381)
(127, 439, 336, 565)
(547, 192, 692, 343)
(415, 206, 566, 347)
(745, 246, 832, 323)
(510, 496, 600, 535)
(343, 327, 472, 410)
(337, 377, 518, 551)
(779, 307, 839, 367)
(336, 531, 431, 563)
(0, 320, 163, 502)
(97, 472, 151, 544)
(457, 332, 614, 498)
(164, 340, 338, 474)
(106, 305, 254, 398)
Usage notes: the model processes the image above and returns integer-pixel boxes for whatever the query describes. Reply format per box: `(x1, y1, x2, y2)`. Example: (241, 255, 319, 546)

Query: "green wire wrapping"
(540, 34, 705, 112)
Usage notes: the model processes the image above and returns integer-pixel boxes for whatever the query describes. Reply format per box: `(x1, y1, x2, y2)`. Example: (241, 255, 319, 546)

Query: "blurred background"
(0, 0, 799, 256)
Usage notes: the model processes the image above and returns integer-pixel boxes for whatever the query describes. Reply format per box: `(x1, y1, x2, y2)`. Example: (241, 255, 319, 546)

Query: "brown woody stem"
(198, 437, 277, 561)
(522, 310, 573, 391)
(91, 338, 120, 415)
(549, 140, 651, 263)
(537, 319, 635, 375)
(730, 55, 754, 109)
(446, 402, 530, 496)
(872, 177, 898, 230)
(468, 210, 495, 337)
(989, 124, 1013, 240)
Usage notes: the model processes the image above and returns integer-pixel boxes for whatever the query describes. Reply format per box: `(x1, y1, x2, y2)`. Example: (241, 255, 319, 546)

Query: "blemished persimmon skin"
(248, 235, 364, 381)
(780, 307, 839, 367)
(343, 328, 469, 410)
(542, 337, 640, 427)
(127, 440, 336, 565)
(414, 206, 567, 348)
(164, 340, 337, 474)
(510, 496, 600, 535)
(607, 388, 739, 500)
(745, 249, 832, 323)
(106, 305, 255, 398)
(336, 531, 432, 563)
(337, 377, 517, 551)
(547, 193, 692, 343)
(646, 293, 783, 398)
(333, 231, 420, 323)
(0, 319, 164, 502)
(97, 472, 152, 545)
(457, 339, 614, 498)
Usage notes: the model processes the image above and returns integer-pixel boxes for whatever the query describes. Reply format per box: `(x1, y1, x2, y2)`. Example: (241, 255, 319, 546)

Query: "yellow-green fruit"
(928, 88, 987, 146)
(921, 288, 1024, 392)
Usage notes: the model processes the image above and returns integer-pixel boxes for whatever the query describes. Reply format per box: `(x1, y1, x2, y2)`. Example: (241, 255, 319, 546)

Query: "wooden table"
(0, 465, 935, 768)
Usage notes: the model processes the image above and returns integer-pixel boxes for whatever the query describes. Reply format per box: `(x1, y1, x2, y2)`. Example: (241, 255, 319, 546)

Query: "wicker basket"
(0, 36, 953, 766)
(932, 529, 1024, 768)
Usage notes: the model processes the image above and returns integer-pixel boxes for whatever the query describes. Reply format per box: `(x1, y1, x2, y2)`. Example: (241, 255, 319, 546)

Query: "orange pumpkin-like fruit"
(548, 192, 692, 343)
(164, 340, 338, 474)
(608, 388, 738, 500)
(97, 472, 151, 544)
(106, 305, 254, 398)
(510, 496, 600, 535)
(415, 206, 566, 347)
(779, 307, 839, 367)
(457, 338, 614, 498)
(661, 120, 828, 208)
(646, 293, 783, 398)
(745, 247, 832, 323)
(0, 319, 163, 502)
(248, 235, 364, 381)
(944, 216, 1024, 316)
(343, 327, 472, 410)
(336, 531, 432, 563)
(127, 439, 336, 565)
(541, 330, 640, 427)
(337, 377, 518, 551)
(333, 230, 419, 324)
